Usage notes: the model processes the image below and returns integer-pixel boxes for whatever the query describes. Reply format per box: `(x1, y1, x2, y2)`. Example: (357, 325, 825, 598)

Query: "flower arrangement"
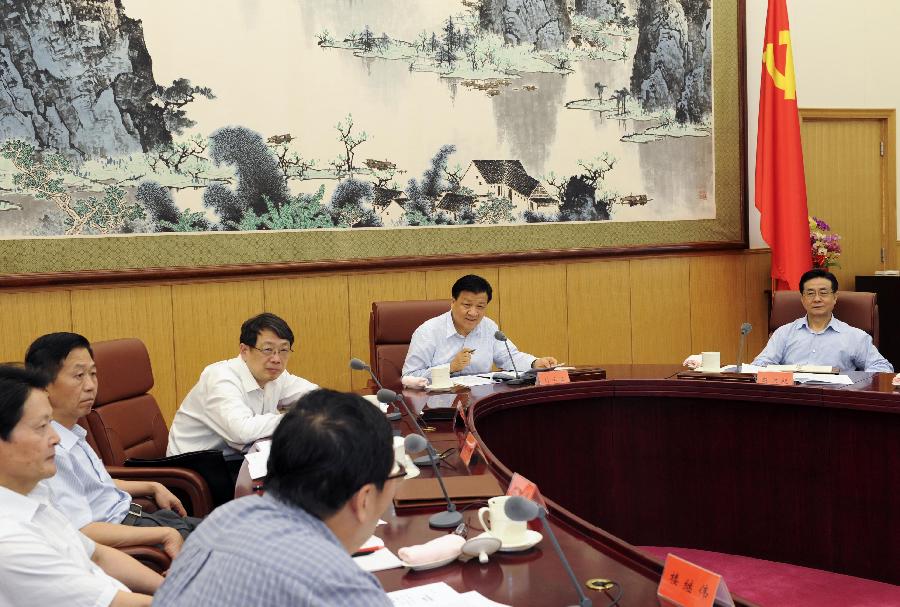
(809, 216, 842, 269)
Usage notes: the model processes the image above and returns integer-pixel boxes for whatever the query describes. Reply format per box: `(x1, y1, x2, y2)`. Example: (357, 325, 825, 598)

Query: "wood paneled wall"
(0, 250, 773, 425)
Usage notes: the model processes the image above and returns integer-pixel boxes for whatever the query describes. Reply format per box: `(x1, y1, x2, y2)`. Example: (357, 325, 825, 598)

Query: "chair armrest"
(107, 465, 214, 517)
(121, 545, 171, 574)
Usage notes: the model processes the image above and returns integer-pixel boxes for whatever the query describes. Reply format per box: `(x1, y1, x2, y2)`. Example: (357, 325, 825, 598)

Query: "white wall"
(745, 0, 900, 248)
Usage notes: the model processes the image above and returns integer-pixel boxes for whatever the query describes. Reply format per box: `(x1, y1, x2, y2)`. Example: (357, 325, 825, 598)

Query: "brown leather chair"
(369, 299, 450, 390)
(768, 290, 880, 346)
(85, 338, 215, 516)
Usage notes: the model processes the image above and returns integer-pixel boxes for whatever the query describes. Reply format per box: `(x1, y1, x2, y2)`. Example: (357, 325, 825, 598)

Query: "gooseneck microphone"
(349, 358, 401, 421)
(494, 330, 525, 384)
(736, 322, 752, 373)
(402, 433, 463, 529)
(376, 388, 434, 468)
(505, 496, 592, 607)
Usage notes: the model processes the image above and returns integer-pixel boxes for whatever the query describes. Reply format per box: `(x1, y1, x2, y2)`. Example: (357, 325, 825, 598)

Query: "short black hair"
(0, 365, 50, 441)
(240, 313, 294, 347)
(452, 274, 493, 302)
(25, 332, 93, 382)
(265, 389, 393, 519)
(799, 268, 839, 293)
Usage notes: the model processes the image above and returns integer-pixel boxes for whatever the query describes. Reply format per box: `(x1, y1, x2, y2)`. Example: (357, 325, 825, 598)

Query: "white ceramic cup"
(700, 351, 721, 372)
(429, 364, 452, 389)
(478, 496, 528, 544)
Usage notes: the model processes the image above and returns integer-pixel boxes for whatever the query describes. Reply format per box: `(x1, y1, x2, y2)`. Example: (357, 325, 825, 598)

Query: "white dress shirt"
(45, 421, 131, 529)
(402, 311, 536, 379)
(0, 484, 127, 607)
(167, 356, 318, 456)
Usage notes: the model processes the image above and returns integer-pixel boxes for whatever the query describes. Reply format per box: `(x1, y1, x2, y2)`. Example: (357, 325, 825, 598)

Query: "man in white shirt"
(167, 313, 318, 460)
(403, 274, 558, 380)
(0, 365, 158, 607)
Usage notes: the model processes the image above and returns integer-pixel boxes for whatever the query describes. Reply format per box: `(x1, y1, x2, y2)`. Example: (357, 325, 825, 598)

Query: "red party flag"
(755, 0, 812, 290)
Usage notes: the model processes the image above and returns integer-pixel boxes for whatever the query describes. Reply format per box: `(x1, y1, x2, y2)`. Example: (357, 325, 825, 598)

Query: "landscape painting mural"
(0, 0, 717, 242)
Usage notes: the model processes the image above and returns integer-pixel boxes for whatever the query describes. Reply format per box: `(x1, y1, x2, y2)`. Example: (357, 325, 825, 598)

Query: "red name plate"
(506, 472, 549, 511)
(756, 370, 794, 385)
(459, 432, 478, 467)
(658, 554, 728, 607)
(536, 369, 570, 386)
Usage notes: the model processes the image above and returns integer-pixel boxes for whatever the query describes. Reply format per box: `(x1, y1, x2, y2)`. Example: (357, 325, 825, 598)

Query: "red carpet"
(640, 547, 900, 606)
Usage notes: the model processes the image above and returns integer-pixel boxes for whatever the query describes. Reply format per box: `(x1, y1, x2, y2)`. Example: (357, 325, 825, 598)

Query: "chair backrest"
(369, 299, 450, 390)
(86, 338, 170, 466)
(769, 290, 880, 346)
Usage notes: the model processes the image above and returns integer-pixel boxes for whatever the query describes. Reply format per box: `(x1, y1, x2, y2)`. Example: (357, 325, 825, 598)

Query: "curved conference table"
(239, 366, 900, 605)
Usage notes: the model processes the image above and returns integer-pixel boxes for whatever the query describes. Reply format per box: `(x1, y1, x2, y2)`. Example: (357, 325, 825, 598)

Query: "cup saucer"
(475, 530, 543, 552)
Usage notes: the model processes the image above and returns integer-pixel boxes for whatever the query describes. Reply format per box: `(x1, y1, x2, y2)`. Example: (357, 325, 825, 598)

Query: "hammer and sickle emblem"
(763, 30, 796, 100)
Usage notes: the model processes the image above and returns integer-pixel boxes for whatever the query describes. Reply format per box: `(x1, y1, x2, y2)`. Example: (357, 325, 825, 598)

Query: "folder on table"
(394, 474, 503, 510)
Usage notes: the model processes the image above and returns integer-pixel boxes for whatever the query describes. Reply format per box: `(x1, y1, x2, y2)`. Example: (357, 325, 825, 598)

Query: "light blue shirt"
(154, 493, 392, 607)
(752, 315, 893, 372)
(403, 311, 536, 379)
(44, 421, 131, 529)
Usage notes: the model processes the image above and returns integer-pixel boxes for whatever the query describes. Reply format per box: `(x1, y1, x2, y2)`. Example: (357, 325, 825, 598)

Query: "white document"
(766, 364, 835, 374)
(353, 547, 403, 572)
(720, 364, 761, 373)
(794, 373, 854, 385)
(387, 583, 510, 607)
(244, 440, 272, 479)
(388, 583, 460, 606)
(452, 375, 498, 387)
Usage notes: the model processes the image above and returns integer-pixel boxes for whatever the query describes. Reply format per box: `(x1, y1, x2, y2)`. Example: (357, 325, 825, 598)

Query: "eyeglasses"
(386, 462, 406, 481)
(251, 345, 294, 358)
(802, 289, 834, 299)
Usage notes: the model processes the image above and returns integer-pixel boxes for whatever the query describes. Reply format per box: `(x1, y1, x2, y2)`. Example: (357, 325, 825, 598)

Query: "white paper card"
(353, 547, 403, 572)
(452, 375, 497, 387)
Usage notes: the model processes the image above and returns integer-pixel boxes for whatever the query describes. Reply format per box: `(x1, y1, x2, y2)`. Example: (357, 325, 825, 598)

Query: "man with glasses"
(167, 313, 318, 467)
(155, 390, 400, 606)
(752, 269, 893, 372)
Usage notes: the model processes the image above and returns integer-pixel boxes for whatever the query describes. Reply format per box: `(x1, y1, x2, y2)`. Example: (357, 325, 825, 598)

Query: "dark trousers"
(122, 508, 201, 539)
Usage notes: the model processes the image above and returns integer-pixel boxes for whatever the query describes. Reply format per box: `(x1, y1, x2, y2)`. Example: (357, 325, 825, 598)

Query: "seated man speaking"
(0, 365, 159, 607)
(752, 268, 893, 372)
(167, 313, 318, 460)
(154, 389, 401, 606)
(26, 333, 198, 546)
(403, 274, 557, 380)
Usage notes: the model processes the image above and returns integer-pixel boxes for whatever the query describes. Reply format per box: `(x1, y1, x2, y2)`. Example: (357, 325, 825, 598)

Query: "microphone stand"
(350, 358, 401, 421)
(381, 389, 461, 528)
(402, 434, 463, 529)
(376, 389, 436, 468)
(494, 330, 526, 384)
(736, 322, 752, 373)
(505, 496, 591, 607)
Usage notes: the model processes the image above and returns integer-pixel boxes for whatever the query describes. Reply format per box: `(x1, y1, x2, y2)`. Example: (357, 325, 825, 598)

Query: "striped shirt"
(752, 315, 894, 372)
(154, 493, 392, 607)
(403, 311, 536, 379)
(44, 421, 131, 528)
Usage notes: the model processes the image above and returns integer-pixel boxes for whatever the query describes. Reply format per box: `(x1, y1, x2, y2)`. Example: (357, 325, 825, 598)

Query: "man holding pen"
(402, 274, 557, 380)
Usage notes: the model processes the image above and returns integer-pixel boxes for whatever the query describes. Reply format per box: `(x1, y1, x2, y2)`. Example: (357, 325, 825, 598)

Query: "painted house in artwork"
(460, 160, 558, 216)
(372, 187, 407, 226)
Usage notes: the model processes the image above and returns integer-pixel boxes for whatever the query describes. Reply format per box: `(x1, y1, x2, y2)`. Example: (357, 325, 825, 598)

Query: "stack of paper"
(352, 535, 403, 572)
(388, 582, 510, 606)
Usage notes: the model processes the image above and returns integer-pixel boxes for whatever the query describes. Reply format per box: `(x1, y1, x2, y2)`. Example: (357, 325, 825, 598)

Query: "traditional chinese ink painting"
(0, 0, 713, 238)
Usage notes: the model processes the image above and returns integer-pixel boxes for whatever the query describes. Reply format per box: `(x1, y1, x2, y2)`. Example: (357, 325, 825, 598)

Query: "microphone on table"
(349, 358, 401, 421)
(494, 330, 526, 384)
(505, 496, 592, 607)
(402, 433, 463, 529)
(735, 322, 752, 373)
(376, 388, 436, 468)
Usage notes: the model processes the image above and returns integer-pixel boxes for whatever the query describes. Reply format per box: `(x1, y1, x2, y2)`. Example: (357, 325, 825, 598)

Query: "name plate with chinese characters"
(657, 554, 734, 607)
(756, 370, 794, 385)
